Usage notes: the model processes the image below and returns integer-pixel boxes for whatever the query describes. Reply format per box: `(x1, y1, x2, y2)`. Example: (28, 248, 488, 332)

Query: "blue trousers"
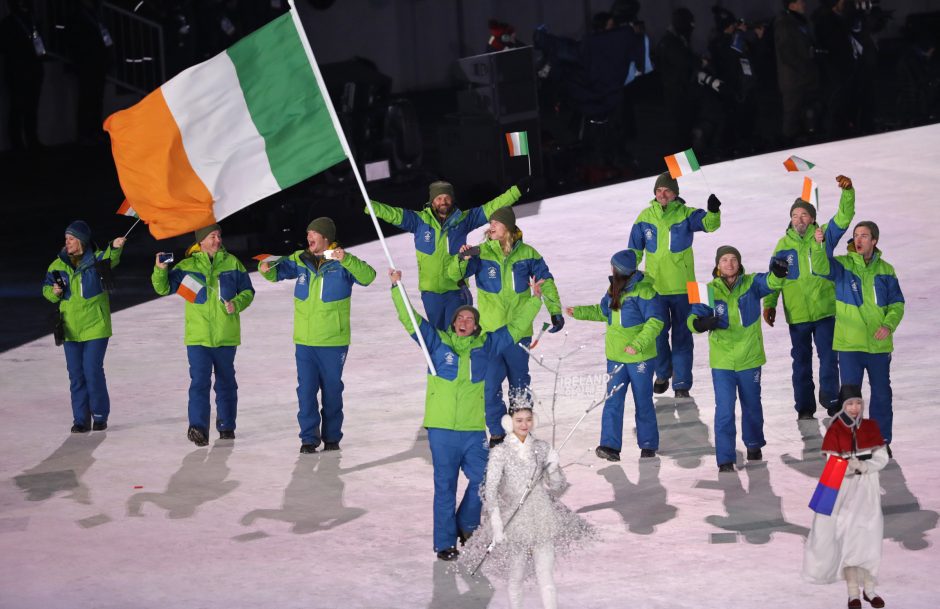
(788, 316, 839, 412)
(63, 338, 110, 426)
(600, 358, 658, 450)
(655, 294, 693, 390)
(186, 346, 237, 433)
(484, 337, 532, 437)
(838, 351, 893, 443)
(427, 428, 488, 551)
(296, 345, 348, 446)
(712, 367, 766, 466)
(421, 285, 472, 332)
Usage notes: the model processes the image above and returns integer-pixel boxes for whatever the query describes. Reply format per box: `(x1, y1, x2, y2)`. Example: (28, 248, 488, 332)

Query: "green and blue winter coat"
(42, 243, 123, 342)
(571, 271, 665, 363)
(810, 243, 904, 354)
(628, 197, 721, 295)
(259, 249, 376, 347)
(392, 286, 542, 431)
(688, 271, 785, 371)
(446, 234, 561, 338)
(367, 185, 521, 294)
(151, 246, 254, 347)
(763, 188, 855, 324)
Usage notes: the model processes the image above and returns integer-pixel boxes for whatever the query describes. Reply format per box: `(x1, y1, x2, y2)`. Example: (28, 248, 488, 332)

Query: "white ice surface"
(2, 126, 939, 609)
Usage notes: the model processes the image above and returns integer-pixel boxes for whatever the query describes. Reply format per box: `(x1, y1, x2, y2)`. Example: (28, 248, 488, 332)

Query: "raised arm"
(366, 200, 422, 233)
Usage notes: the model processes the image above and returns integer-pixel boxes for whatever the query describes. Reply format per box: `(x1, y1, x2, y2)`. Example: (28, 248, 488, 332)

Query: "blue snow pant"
(712, 367, 766, 466)
(788, 316, 839, 413)
(654, 294, 693, 391)
(421, 285, 472, 332)
(63, 338, 110, 426)
(296, 345, 348, 446)
(186, 345, 237, 433)
(427, 428, 488, 552)
(600, 358, 658, 451)
(484, 337, 532, 437)
(838, 351, 893, 443)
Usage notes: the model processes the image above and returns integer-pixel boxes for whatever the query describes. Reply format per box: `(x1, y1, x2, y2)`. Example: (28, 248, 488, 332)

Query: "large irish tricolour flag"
(104, 11, 347, 239)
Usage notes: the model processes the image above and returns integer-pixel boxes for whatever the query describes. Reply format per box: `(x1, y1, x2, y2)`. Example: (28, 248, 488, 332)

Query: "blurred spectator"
(774, 0, 820, 143)
(896, 32, 939, 126)
(708, 6, 760, 155)
(487, 19, 524, 53)
(0, 0, 45, 150)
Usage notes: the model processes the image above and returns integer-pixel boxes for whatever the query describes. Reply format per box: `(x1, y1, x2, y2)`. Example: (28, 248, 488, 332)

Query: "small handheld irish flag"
(252, 254, 284, 265)
(808, 455, 848, 515)
(176, 274, 206, 303)
(664, 148, 700, 179)
(686, 281, 715, 307)
(801, 176, 819, 205)
(116, 199, 138, 218)
(505, 131, 529, 157)
(783, 155, 815, 172)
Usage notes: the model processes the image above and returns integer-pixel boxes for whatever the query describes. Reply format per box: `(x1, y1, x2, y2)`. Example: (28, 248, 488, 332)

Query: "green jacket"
(811, 243, 904, 354)
(764, 188, 855, 324)
(572, 272, 664, 363)
(43, 244, 123, 342)
(628, 197, 721, 295)
(688, 272, 784, 371)
(151, 247, 254, 347)
(368, 185, 520, 294)
(392, 286, 541, 431)
(259, 249, 376, 346)
(446, 235, 561, 338)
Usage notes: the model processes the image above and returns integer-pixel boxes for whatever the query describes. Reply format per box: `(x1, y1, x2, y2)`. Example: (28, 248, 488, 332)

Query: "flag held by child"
(664, 149, 700, 179)
(104, 12, 347, 240)
(808, 455, 848, 515)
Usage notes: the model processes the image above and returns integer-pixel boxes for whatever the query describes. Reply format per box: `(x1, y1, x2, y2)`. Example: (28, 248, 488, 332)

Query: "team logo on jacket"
(423, 231, 432, 242)
(716, 303, 726, 316)
(298, 273, 307, 285)
(637, 362, 647, 374)
(787, 253, 795, 265)
(645, 228, 653, 240)
(487, 267, 497, 279)
(753, 370, 761, 383)
(444, 351, 455, 365)
(851, 280, 858, 292)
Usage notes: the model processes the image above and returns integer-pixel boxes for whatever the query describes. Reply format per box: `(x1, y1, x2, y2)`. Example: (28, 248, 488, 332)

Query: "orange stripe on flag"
(801, 177, 815, 202)
(104, 88, 215, 240)
(664, 155, 681, 179)
(687, 281, 701, 304)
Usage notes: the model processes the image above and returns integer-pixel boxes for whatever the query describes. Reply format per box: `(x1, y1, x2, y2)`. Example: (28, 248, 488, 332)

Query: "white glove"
(546, 449, 560, 471)
(490, 508, 505, 544)
(848, 457, 869, 474)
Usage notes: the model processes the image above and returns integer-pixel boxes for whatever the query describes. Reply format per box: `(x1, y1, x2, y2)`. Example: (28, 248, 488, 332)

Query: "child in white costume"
(459, 406, 593, 609)
(802, 384, 888, 609)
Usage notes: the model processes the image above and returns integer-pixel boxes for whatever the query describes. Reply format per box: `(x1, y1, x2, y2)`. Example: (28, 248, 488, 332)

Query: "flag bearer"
(43, 221, 126, 433)
(153, 223, 254, 446)
(259, 218, 376, 453)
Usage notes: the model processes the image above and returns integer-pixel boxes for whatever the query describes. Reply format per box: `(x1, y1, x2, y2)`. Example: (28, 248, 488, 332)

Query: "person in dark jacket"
(774, 0, 820, 142)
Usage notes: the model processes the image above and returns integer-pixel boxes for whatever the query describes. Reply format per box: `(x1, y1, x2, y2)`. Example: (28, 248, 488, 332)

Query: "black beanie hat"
(838, 384, 863, 408)
(713, 245, 744, 277)
(65, 220, 92, 244)
(654, 172, 679, 195)
(306, 217, 336, 243)
(854, 220, 879, 242)
(790, 198, 817, 221)
(428, 181, 455, 204)
(451, 305, 481, 336)
(489, 207, 517, 233)
(194, 223, 221, 244)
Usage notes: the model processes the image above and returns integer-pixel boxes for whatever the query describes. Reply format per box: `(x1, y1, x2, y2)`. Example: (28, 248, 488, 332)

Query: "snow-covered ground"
(2, 125, 939, 609)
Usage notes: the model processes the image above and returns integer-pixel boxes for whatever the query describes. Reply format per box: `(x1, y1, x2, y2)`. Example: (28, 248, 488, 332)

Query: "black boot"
(747, 448, 763, 461)
(595, 445, 621, 462)
(323, 442, 340, 451)
(187, 426, 208, 447)
(299, 444, 318, 454)
(718, 462, 735, 473)
(71, 424, 89, 434)
(92, 421, 108, 431)
(640, 448, 657, 458)
(436, 547, 459, 561)
(653, 378, 669, 394)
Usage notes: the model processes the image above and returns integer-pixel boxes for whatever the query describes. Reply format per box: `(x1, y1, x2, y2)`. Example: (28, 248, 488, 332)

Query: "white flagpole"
(122, 217, 141, 239)
(287, 1, 436, 375)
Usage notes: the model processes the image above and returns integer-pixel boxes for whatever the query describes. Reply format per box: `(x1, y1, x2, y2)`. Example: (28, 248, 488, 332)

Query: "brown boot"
(848, 598, 862, 609)
(863, 592, 885, 608)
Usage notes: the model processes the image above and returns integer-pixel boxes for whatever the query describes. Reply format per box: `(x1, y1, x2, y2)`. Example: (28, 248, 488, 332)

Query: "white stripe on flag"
(161, 53, 280, 221)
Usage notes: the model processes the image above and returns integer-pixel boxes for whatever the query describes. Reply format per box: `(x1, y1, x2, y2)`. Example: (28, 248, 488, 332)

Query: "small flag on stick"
(505, 131, 529, 157)
(686, 281, 715, 307)
(664, 148, 700, 179)
(801, 176, 819, 205)
(783, 155, 815, 172)
(808, 455, 848, 515)
(176, 274, 206, 303)
(252, 254, 284, 264)
(116, 199, 139, 218)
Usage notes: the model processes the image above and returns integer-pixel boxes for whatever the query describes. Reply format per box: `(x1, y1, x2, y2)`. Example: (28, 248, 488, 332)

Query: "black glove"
(692, 315, 720, 333)
(707, 194, 721, 213)
(770, 257, 789, 278)
(95, 259, 115, 292)
(548, 313, 565, 333)
(515, 176, 533, 195)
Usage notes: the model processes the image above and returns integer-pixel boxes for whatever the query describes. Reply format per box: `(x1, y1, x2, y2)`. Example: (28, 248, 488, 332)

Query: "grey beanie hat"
(654, 172, 679, 195)
(790, 198, 817, 221)
(194, 223, 221, 244)
(713, 245, 744, 277)
(306, 217, 336, 243)
(489, 206, 517, 233)
(428, 181, 455, 203)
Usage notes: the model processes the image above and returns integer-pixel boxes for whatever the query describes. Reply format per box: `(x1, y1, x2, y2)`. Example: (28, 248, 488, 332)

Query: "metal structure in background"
(37, 0, 166, 95)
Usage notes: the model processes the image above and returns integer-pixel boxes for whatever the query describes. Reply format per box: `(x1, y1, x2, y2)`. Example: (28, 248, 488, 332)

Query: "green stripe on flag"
(685, 149, 700, 171)
(226, 13, 346, 189)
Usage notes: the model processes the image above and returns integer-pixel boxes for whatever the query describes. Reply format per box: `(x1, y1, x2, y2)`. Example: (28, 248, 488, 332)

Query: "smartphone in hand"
(158, 252, 175, 264)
